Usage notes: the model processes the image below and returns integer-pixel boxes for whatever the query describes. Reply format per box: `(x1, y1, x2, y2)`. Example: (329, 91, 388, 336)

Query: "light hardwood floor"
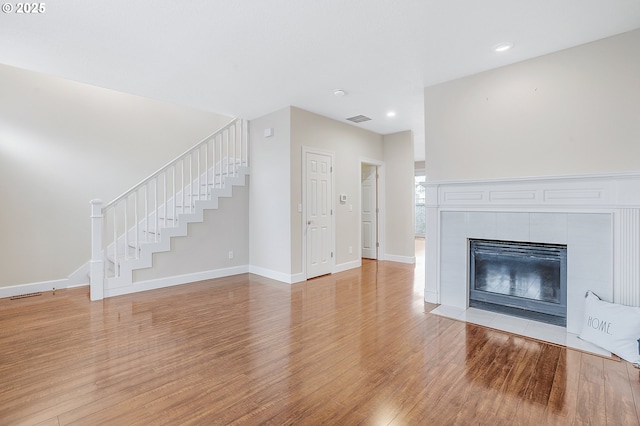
(1, 255, 639, 425)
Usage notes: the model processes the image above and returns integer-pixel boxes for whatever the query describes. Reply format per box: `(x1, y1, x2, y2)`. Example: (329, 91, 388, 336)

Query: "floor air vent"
(11, 292, 42, 300)
(346, 115, 371, 123)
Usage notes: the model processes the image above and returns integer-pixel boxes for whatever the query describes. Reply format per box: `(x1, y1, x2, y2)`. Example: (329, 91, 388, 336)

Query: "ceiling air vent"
(346, 115, 371, 123)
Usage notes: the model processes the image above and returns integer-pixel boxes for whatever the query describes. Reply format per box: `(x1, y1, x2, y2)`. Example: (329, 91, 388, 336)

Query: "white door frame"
(360, 158, 385, 261)
(361, 164, 378, 259)
(302, 146, 336, 279)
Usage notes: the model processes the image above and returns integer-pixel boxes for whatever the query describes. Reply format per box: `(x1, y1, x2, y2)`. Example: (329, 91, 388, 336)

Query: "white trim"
(289, 272, 306, 283)
(424, 290, 439, 304)
(3, 265, 306, 300)
(426, 171, 640, 187)
(0, 278, 70, 299)
(67, 282, 87, 289)
(426, 171, 640, 209)
(359, 157, 385, 263)
(335, 259, 362, 273)
(249, 265, 303, 284)
(68, 261, 90, 287)
(302, 146, 336, 279)
(104, 265, 249, 298)
(385, 254, 416, 264)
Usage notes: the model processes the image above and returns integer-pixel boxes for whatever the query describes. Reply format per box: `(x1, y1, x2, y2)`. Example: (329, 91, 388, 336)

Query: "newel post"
(90, 199, 104, 301)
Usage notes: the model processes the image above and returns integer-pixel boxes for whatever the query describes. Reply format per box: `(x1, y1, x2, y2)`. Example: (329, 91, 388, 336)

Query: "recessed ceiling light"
(387, 111, 396, 117)
(494, 42, 513, 53)
(334, 89, 346, 97)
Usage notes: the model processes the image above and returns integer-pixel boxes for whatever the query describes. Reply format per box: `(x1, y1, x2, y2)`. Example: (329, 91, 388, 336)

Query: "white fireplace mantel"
(424, 172, 640, 334)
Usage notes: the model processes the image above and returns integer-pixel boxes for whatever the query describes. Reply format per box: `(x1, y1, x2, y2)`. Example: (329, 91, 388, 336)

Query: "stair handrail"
(104, 117, 244, 210)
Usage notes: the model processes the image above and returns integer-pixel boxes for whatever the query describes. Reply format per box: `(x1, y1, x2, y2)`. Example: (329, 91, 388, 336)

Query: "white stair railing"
(90, 118, 249, 300)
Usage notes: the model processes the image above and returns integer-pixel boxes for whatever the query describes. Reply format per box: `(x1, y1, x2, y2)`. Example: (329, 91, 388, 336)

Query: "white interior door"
(306, 151, 333, 279)
(361, 165, 377, 259)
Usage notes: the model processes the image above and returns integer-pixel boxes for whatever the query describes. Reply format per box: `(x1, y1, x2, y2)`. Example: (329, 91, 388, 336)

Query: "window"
(415, 175, 426, 236)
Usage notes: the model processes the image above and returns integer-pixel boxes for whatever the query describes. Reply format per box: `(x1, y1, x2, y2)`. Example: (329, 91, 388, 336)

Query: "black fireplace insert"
(469, 239, 567, 326)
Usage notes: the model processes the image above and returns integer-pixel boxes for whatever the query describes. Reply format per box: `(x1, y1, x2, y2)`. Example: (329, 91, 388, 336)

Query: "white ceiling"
(2, 0, 639, 160)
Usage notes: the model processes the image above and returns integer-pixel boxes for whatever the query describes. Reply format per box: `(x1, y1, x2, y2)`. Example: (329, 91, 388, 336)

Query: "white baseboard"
(104, 265, 250, 298)
(249, 265, 303, 284)
(4, 256, 413, 301)
(384, 254, 416, 264)
(334, 259, 361, 273)
(424, 290, 440, 304)
(252, 260, 363, 283)
(0, 278, 70, 299)
(289, 272, 306, 283)
(68, 262, 90, 287)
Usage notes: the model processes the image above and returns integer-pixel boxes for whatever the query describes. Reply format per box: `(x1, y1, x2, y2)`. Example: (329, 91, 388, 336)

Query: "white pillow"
(579, 291, 640, 364)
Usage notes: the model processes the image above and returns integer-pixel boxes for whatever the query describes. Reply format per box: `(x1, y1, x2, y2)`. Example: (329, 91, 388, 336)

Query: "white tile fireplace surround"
(424, 172, 640, 340)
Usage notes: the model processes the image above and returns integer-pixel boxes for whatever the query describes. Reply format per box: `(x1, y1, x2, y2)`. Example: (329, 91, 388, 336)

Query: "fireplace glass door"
(469, 239, 567, 326)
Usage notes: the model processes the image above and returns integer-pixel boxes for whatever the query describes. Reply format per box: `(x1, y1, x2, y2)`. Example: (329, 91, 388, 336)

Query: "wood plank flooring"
(1, 259, 638, 425)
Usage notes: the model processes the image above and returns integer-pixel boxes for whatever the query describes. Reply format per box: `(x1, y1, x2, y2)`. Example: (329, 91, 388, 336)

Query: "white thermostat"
(339, 194, 347, 203)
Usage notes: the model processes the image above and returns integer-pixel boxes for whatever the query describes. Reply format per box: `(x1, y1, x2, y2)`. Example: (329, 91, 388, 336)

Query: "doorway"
(304, 149, 334, 279)
(361, 164, 378, 259)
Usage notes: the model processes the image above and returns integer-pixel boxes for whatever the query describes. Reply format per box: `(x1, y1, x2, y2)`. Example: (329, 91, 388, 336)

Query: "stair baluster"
(90, 118, 249, 300)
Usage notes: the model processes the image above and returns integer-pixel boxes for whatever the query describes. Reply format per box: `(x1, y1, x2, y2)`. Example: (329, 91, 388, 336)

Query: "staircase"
(90, 119, 249, 300)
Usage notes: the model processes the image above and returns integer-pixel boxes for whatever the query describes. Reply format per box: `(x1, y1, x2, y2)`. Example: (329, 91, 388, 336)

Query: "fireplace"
(469, 239, 567, 326)
(424, 173, 640, 335)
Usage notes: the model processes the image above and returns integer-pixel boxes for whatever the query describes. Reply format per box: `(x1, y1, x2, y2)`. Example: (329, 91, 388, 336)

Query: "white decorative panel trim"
(615, 209, 640, 306)
(443, 191, 484, 202)
(489, 191, 537, 202)
(427, 172, 640, 208)
(543, 189, 604, 202)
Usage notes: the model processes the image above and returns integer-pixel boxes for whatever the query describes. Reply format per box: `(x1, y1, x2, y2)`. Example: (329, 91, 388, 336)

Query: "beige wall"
(291, 107, 385, 272)
(424, 29, 640, 181)
(133, 182, 249, 282)
(248, 107, 392, 280)
(249, 107, 292, 276)
(0, 64, 232, 287)
(0, 62, 414, 288)
(384, 131, 415, 260)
